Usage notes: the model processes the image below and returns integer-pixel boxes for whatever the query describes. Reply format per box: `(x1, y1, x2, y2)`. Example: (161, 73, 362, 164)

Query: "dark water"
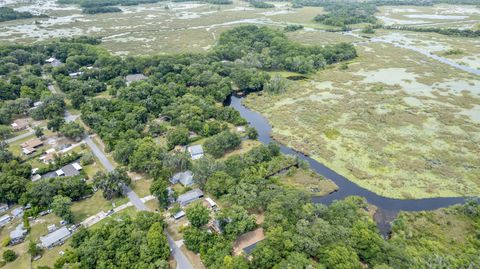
(228, 95, 469, 214)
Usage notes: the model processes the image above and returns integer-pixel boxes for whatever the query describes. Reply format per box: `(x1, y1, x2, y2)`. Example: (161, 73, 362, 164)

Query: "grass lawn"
(132, 179, 153, 198)
(278, 167, 338, 196)
(219, 139, 262, 161)
(70, 192, 128, 223)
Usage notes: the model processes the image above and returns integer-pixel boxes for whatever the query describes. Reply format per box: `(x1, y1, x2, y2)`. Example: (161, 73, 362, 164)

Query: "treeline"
(58, 0, 161, 8)
(55, 212, 171, 268)
(82, 6, 122, 14)
(313, 2, 378, 27)
(384, 25, 480, 38)
(250, 1, 275, 8)
(0, 7, 47, 22)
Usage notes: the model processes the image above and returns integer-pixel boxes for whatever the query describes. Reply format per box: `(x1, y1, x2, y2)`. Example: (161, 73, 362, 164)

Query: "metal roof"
(178, 189, 203, 204)
(188, 145, 204, 155)
(40, 226, 71, 248)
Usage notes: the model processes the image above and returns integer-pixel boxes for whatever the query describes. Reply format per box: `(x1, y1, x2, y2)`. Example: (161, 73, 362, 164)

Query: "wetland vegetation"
(0, 0, 479, 268)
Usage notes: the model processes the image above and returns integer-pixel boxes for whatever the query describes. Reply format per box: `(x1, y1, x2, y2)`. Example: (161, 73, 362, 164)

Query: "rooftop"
(125, 74, 147, 83)
(41, 162, 81, 179)
(188, 145, 204, 155)
(178, 189, 204, 203)
(21, 138, 43, 149)
(40, 226, 71, 248)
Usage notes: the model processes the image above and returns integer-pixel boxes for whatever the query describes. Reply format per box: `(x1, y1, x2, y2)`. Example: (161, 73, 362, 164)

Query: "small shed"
(173, 210, 186, 220)
(187, 145, 204, 160)
(178, 189, 204, 207)
(205, 197, 218, 210)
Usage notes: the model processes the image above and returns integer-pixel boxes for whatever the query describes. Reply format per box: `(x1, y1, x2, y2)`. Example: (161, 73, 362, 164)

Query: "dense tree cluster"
(93, 168, 131, 200)
(250, 1, 275, 8)
(215, 26, 356, 74)
(313, 2, 378, 27)
(54, 212, 171, 269)
(20, 175, 92, 208)
(82, 6, 122, 14)
(0, 7, 47, 22)
(203, 130, 241, 158)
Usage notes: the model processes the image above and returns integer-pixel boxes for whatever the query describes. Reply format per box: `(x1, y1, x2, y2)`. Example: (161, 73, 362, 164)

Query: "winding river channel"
(228, 96, 469, 214)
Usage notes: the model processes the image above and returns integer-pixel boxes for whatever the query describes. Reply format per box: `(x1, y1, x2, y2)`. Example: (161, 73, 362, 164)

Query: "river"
(228, 95, 470, 234)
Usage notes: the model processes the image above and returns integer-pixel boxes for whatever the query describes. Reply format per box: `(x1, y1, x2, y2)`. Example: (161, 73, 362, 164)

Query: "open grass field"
(278, 167, 338, 196)
(244, 39, 480, 199)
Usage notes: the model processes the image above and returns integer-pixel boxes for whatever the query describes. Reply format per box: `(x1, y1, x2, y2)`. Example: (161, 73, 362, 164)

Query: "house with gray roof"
(11, 207, 24, 218)
(40, 226, 71, 249)
(10, 224, 28, 245)
(187, 145, 204, 160)
(42, 162, 82, 179)
(178, 189, 204, 207)
(125, 74, 147, 86)
(170, 171, 194, 187)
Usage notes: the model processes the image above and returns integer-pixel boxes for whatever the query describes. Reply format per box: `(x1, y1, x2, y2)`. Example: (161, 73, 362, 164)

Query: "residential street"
(5, 129, 34, 144)
(167, 233, 194, 269)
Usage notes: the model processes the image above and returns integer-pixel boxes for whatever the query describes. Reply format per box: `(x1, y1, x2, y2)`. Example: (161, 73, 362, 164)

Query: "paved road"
(84, 136, 149, 211)
(84, 136, 114, 172)
(6, 129, 34, 144)
(167, 233, 194, 269)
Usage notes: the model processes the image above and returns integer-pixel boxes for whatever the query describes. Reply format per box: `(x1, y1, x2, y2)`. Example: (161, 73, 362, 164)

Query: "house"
(11, 207, 24, 218)
(173, 210, 185, 220)
(41, 162, 81, 179)
(45, 57, 62, 67)
(125, 74, 147, 86)
(170, 171, 194, 187)
(187, 145, 204, 160)
(0, 203, 8, 214)
(177, 189, 204, 207)
(21, 138, 43, 155)
(0, 214, 11, 227)
(40, 226, 71, 249)
(10, 224, 28, 245)
(233, 228, 265, 256)
(40, 152, 56, 164)
(10, 118, 29, 131)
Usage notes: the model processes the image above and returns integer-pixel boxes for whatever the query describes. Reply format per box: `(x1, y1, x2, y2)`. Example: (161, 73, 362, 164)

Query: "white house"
(0, 214, 12, 227)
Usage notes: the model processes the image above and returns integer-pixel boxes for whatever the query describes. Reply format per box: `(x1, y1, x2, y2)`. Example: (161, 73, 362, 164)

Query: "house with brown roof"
(10, 119, 29, 131)
(21, 138, 43, 155)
